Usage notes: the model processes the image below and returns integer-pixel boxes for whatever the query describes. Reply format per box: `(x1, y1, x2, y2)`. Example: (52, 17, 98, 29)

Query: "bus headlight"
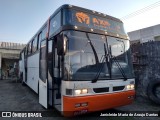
(74, 89, 88, 95)
(131, 84, 134, 89)
(82, 89, 88, 94)
(75, 90, 81, 95)
(126, 85, 131, 89)
(126, 84, 134, 90)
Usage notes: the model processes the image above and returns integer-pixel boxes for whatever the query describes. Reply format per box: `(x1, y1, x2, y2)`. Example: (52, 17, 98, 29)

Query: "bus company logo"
(2, 112, 11, 117)
(76, 12, 90, 25)
(93, 18, 110, 28)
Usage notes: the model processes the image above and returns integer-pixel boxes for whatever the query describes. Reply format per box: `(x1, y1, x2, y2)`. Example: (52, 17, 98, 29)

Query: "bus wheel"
(38, 82, 39, 95)
(19, 73, 23, 82)
(147, 80, 160, 105)
(21, 73, 26, 86)
(22, 80, 26, 86)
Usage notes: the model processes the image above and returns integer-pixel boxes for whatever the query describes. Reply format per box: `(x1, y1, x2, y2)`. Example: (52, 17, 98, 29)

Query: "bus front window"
(63, 31, 134, 81)
(107, 36, 134, 79)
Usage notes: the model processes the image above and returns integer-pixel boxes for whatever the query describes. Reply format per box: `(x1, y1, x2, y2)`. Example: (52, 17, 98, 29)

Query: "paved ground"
(0, 79, 159, 120)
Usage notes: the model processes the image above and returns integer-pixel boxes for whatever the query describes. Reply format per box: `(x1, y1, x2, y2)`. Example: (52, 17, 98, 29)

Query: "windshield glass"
(63, 30, 134, 81)
(107, 36, 134, 78)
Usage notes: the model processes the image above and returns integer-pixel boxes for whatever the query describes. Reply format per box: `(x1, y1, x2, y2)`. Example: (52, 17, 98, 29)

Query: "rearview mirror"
(57, 34, 68, 55)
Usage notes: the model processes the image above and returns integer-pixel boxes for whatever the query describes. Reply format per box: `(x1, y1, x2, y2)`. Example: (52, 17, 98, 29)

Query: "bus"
(19, 4, 135, 116)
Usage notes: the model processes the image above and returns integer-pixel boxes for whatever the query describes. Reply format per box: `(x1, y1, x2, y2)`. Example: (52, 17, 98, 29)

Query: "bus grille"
(113, 86, 125, 91)
(93, 87, 109, 93)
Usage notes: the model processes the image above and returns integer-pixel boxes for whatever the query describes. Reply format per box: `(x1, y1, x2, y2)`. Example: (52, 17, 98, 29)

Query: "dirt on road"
(0, 79, 159, 120)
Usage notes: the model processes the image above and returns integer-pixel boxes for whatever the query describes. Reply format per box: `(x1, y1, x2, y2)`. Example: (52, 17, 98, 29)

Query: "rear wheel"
(19, 73, 23, 82)
(147, 80, 160, 105)
(21, 73, 26, 86)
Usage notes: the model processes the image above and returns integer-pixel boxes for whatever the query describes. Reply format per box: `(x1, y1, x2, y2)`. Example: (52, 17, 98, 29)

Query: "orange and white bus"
(19, 4, 135, 116)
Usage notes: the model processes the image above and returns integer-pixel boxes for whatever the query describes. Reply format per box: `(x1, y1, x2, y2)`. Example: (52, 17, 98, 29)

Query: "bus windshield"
(63, 30, 134, 81)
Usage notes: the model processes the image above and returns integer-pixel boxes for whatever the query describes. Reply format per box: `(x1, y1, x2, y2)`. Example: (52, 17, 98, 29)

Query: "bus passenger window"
(40, 40, 47, 82)
(42, 26, 47, 40)
(27, 42, 32, 55)
(38, 32, 42, 49)
(32, 37, 38, 53)
(24, 47, 27, 57)
(49, 12, 61, 36)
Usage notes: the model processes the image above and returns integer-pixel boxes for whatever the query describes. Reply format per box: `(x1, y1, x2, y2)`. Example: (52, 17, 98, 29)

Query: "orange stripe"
(63, 90, 135, 117)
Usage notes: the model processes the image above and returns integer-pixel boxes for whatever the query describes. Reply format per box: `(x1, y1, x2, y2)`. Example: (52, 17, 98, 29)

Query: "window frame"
(32, 36, 38, 53)
(27, 42, 32, 56)
(39, 39, 47, 83)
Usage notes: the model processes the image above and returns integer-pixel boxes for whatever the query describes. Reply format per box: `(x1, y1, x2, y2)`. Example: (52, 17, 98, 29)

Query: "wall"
(0, 42, 26, 79)
(128, 24, 160, 43)
(131, 41, 160, 97)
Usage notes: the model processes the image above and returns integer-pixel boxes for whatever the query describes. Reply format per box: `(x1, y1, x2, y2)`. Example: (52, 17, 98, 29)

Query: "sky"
(0, 0, 160, 43)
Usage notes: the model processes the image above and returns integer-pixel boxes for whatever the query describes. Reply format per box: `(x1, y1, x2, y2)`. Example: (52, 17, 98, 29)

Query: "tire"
(147, 80, 160, 105)
(19, 73, 23, 82)
(22, 80, 26, 86)
(21, 73, 26, 86)
(38, 82, 39, 95)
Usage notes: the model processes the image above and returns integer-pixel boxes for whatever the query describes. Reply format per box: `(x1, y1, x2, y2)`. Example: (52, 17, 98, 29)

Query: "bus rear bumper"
(63, 90, 135, 117)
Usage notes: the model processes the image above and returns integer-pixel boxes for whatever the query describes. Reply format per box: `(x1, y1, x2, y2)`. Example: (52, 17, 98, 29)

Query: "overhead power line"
(121, 1, 160, 20)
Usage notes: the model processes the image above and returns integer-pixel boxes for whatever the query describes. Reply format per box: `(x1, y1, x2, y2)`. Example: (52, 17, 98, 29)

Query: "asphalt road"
(0, 79, 159, 120)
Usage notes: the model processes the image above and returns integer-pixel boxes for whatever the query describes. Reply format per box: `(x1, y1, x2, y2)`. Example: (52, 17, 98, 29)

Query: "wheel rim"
(155, 85, 160, 99)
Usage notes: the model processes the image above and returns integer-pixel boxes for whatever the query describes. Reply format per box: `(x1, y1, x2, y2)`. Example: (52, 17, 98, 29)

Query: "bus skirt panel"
(63, 90, 135, 117)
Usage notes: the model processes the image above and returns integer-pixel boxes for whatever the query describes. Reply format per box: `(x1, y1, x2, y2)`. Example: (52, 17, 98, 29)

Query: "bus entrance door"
(48, 39, 62, 111)
(39, 40, 48, 108)
(53, 41, 62, 111)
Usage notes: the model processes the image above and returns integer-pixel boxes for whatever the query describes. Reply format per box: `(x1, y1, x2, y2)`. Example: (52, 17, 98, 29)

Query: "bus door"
(39, 40, 48, 108)
(48, 38, 62, 111)
(52, 38, 62, 111)
(54, 39, 62, 111)
(47, 40, 54, 107)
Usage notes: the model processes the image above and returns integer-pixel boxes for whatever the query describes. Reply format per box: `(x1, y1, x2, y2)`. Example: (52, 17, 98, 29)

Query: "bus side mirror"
(57, 34, 68, 55)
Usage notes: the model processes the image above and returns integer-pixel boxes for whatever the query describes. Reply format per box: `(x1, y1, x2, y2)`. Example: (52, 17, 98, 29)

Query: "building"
(128, 24, 160, 104)
(0, 42, 25, 79)
(128, 24, 160, 44)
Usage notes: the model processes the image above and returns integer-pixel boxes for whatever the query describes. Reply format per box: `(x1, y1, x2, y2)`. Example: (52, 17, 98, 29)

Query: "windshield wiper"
(91, 43, 111, 83)
(104, 43, 112, 79)
(111, 55, 127, 81)
(86, 33, 99, 64)
(91, 55, 105, 83)
(91, 43, 127, 83)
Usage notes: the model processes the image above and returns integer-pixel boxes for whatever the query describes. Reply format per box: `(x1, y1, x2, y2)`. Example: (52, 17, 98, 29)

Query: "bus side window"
(32, 36, 38, 53)
(19, 52, 22, 60)
(38, 32, 42, 50)
(27, 42, 32, 55)
(38, 25, 47, 50)
(39, 40, 47, 82)
(25, 45, 28, 57)
(42, 26, 47, 40)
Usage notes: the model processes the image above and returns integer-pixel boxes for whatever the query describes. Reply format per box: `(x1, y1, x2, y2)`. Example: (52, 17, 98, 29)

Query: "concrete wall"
(128, 24, 160, 43)
(0, 42, 26, 79)
(0, 42, 25, 50)
(131, 41, 160, 97)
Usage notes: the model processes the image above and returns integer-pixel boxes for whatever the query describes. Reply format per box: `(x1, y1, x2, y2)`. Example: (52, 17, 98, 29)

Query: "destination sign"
(64, 9, 126, 36)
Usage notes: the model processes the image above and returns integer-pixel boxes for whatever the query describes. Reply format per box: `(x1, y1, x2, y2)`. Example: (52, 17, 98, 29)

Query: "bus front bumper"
(63, 90, 135, 117)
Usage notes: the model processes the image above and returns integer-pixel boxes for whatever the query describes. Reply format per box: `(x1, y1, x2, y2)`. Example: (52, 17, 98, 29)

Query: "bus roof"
(22, 4, 128, 51)
(48, 4, 127, 39)
(51, 4, 123, 23)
